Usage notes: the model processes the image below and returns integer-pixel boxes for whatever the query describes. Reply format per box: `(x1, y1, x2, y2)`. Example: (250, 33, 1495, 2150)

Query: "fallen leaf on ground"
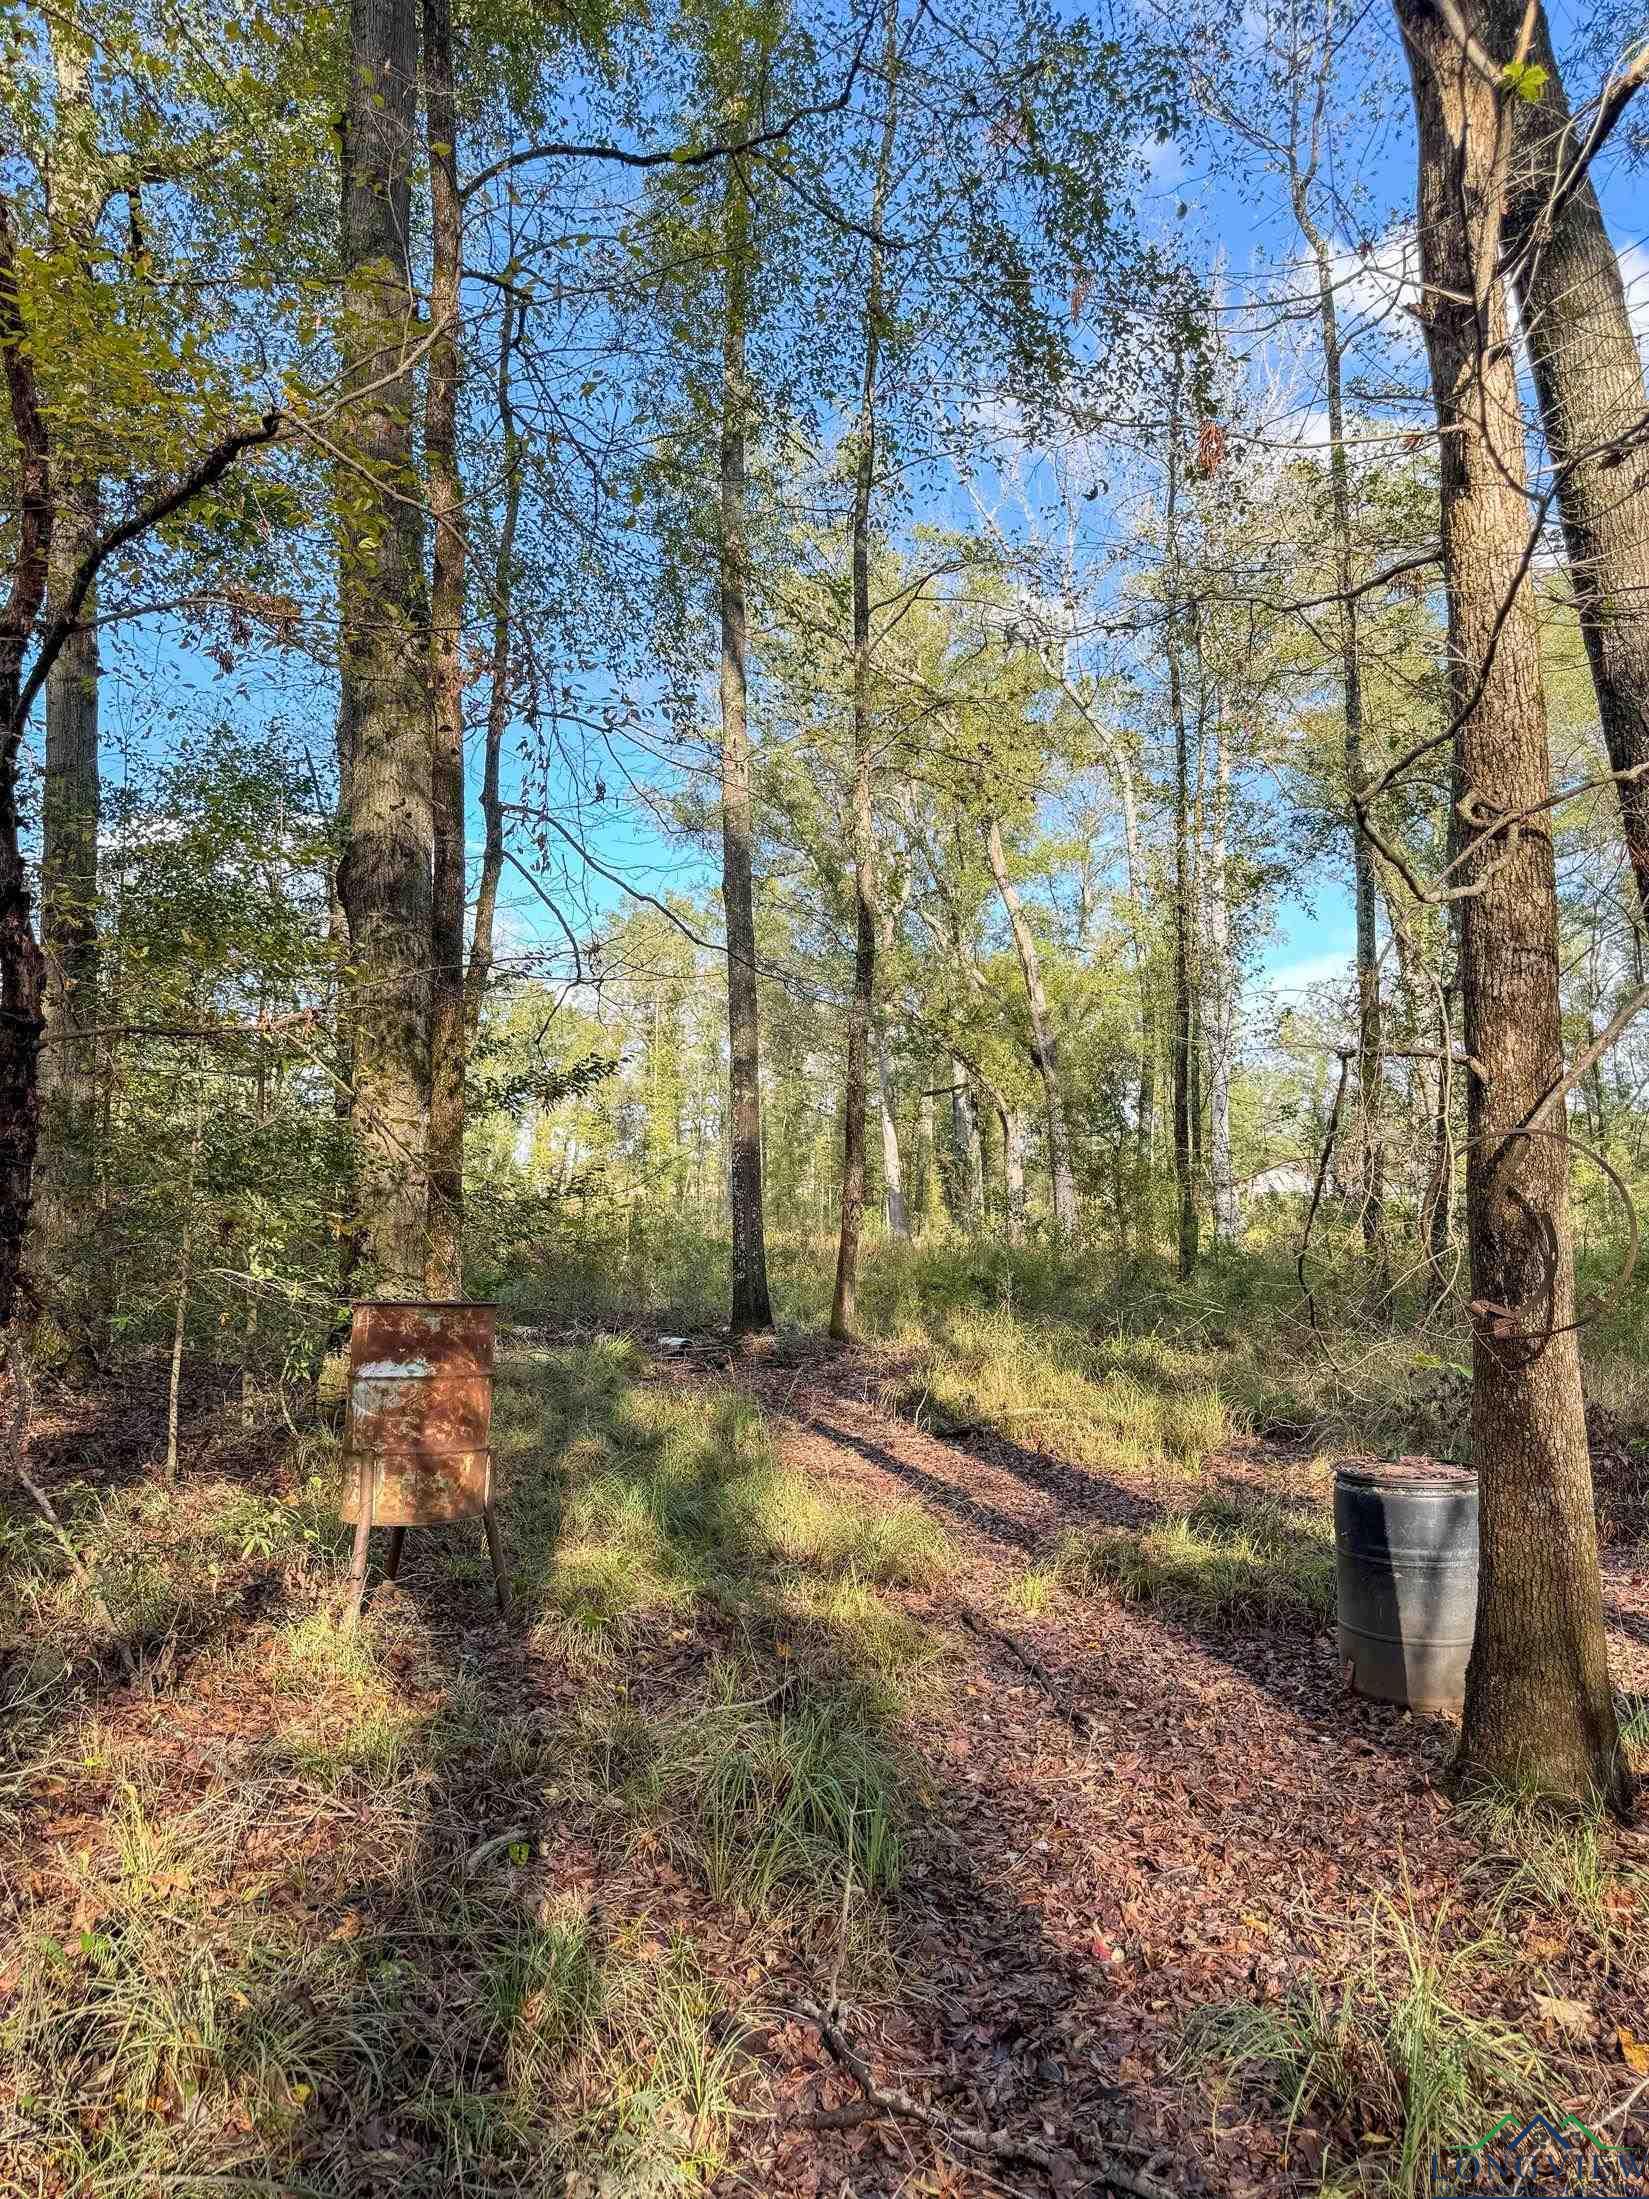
(1534, 1994, 1598, 2040)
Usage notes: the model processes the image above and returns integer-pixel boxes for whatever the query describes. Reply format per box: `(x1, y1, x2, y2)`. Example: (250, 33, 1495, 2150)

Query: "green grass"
(579, 1659, 906, 1915)
(6, 1230, 1645, 2199)
(1005, 1566, 1059, 1616)
(485, 1220, 1649, 1487)
(500, 1340, 951, 1667)
(1456, 1778, 1649, 1962)
(1057, 1489, 1336, 1628)
(1184, 1898, 1552, 2195)
(890, 1303, 1235, 1475)
(0, 1332, 932, 2197)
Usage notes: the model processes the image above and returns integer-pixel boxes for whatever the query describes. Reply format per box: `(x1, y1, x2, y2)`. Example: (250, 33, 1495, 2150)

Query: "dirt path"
(696, 1345, 1649, 2198)
(8, 1342, 1647, 2199)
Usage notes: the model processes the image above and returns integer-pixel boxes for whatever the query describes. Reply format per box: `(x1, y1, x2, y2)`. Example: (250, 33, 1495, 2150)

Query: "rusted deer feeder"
(340, 1300, 508, 1623)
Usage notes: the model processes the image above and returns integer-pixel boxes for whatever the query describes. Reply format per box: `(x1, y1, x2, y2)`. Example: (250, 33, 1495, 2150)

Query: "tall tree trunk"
(983, 816, 1077, 1238)
(718, 149, 772, 1335)
(423, 0, 465, 1297)
(915, 1084, 938, 1230)
(1297, 193, 1386, 1275)
(950, 1061, 984, 1226)
(876, 1032, 908, 1238)
(1055, 676, 1155, 1162)
(999, 1100, 1026, 1245)
(830, 0, 899, 1341)
(0, 202, 52, 1340)
(33, 24, 103, 1326)
(1108, 739, 1155, 1162)
(1398, 0, 1624, 1808)
(1163, 377, 1200, 1281)
(465, 295, 523, 1041)
(337, 0, 433, 1298)
(1204, 715, 1237, 1243)
(1167, 629, 1198, 1280)
(35, 488, 100, 1305)
(1482, 0, 1649, 915)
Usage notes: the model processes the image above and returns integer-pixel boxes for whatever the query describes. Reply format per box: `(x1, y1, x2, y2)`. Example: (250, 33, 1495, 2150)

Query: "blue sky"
(84, 0, 1649, 1024)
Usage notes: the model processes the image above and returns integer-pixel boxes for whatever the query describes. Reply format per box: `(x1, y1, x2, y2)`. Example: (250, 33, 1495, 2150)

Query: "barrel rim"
(351, 1298, 499, 1311)
(1334, 1455, 1476, 1494)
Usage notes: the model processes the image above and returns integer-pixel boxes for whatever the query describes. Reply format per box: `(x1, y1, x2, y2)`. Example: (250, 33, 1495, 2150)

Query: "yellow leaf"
(1620, 2026, 1649, 2076)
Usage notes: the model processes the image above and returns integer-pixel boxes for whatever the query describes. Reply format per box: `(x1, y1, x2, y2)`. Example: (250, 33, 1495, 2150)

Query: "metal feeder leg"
(384, 1527, 406, 1583)
(483, 1500, 510, 1620)
(342, 1457, 375, 1626)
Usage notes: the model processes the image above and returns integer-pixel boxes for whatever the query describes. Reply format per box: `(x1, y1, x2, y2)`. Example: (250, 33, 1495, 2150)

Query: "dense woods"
(4, 0, 1649, 2190)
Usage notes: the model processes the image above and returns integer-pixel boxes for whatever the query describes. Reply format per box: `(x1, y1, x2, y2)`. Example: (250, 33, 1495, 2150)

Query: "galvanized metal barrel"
(342, 1301, 497, 1526)
(1334, 1458, 1478, 1713)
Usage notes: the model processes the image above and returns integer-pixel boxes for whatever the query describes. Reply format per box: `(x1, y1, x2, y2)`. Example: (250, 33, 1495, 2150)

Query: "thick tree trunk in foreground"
(718, 155, 773, 1336)
(337, 0, 433, 1299)
(1398, 0, 1624, 1808)
(1485, 0, 1649, 915)
(423, 0, 465, 1298)
(984, 816, 1077, 1239)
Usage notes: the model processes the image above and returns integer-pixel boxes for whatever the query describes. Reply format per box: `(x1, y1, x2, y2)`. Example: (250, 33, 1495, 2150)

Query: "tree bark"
(1482, 0, 1649, 916)
(830, 0, 899, 1341)
(999, 1100, 1027, 1245)
(35, 486, 100, 1296)
(718, 147, 773, 1335)
(33, 24, 104, 1321)
(337, 0, 433, 1299)
(877, 1032, 908, 1237)
(1397, 0, 1624, 1808)
(423, 0, 465, 1297)
(1059, 678, 1155, 1159)
(1204, 715, 1238, 1243)
(1297, 192, 1386, 1275)
(916, 1083, 938, 1230)
(0, 200, 53, 1340)
(1167, 615, 1199, 1280)
(983, 816, 1077, 1238)
(950, 1061, 984, 1227)
(465, 296, 523, 1041)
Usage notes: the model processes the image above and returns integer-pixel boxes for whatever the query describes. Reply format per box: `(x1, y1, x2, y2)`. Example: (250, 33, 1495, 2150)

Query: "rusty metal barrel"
(342, 1300, 497, 1525)
(1334, 1457, 1478, 1713)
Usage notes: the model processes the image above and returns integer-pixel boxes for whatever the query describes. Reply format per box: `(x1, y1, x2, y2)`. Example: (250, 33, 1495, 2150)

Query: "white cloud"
(1259, 948, 1355, 999)
(1323, 225, 1424, 354)
(1137, 133, 1188, 191)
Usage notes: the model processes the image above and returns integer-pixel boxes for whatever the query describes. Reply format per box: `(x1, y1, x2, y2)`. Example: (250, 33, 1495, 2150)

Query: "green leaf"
(1501, 58, 1549, 103)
